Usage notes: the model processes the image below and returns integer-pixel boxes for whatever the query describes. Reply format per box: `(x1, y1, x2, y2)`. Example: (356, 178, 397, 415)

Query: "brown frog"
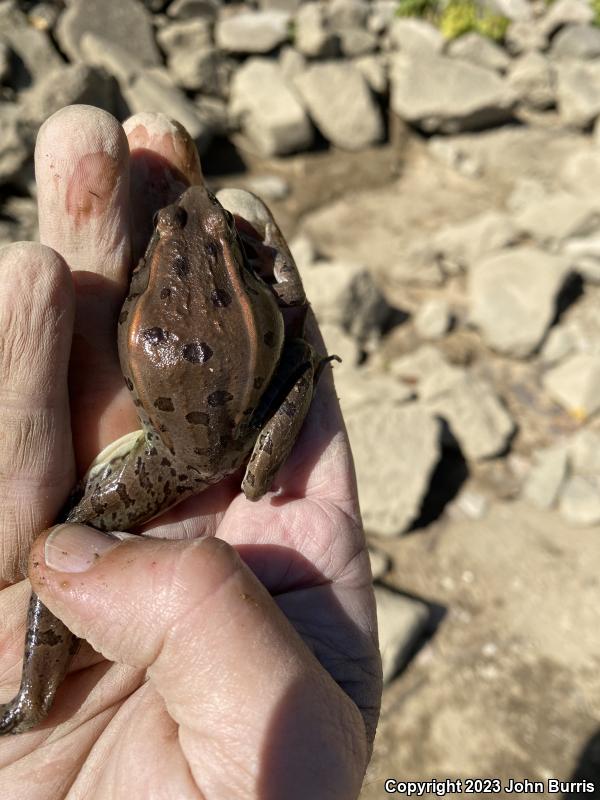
(0, 184, 332, 734)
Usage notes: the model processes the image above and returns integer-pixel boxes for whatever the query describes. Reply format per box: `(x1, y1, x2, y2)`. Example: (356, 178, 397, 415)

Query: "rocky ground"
(2, 0, 600, 795)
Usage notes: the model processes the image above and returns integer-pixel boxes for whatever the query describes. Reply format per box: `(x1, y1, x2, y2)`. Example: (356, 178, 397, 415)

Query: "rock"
(540, 0, 594, 38)
(229, 58, 313, 156)
(561, 149, 600, 198)
(368, 545, 390, 581)
(279, 45, 306, 80)
(447, 32, 511, 73)
(568, 429, 600, 475)
(390, 241, 445, 286)
(167, 0, 220, 20)
(318, 323, 361, 369)
(433, 211, 520, 274)
(368, 0, 397, 35)
(28, 2, 62, 31)
(294, 2, 338, 57)
(514, 192, 600, 245)
(294, 62, 383, 151)
(414, 299, 452, 340)
(449, 489, 489, 520)
(0, 38, 10, 84)
(0, 2, 62, 90)
(562, 235, 600, 284)
(426, 375, 515, 461)
(244, 174, 290, 201)
(122, 68, 212, 149)
(559, 475, 600, 525)
(544, 353, 600, 419)
(551, 24, 600, 60)
(507, 177, 547, 214)
(468, 247, 570, 358)
(215, 10, 290, 53)
(505, 20, 548, 55)
(354, 54, 387, 95)
(507, 52, 556, 111)
(327, 0, 368, 31)
(194, 96, 229, 137)
(56, 0, 160, 66)
(375, 585, 429, 683)
(300, 260, 392, 345)
(346, 404, 442, 535)
(259, 0, 302, 10)
(158, 20, 234, 96)
(390, 52, 516, 133)
(336, 366, 414, 414)
(481, 0, 531, 20)
(541, 324, 577, 364)
(21, 63, 119, 124)
(387, 18, 444, 54)
(428, 137, 483, 178)
(522, 446, 568, 509)
(389, 346, 463, 401)
(0, 103, 30, 184)
(556, 60, 600, 129)
(79, 32, 141, 83)
(338, 27, 377, 57)
(289, 234, 318, 270)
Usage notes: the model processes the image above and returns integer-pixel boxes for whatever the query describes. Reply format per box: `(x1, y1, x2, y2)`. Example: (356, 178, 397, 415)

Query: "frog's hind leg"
(242, 340, 332, 501)
(0, 594, 78, 734)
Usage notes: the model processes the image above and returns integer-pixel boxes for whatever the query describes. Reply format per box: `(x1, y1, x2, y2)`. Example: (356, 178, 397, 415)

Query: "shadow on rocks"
(566, 728, 600, 798)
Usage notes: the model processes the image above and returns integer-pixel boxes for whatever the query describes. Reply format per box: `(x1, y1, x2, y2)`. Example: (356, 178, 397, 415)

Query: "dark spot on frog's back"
(142, 327, 167, 345)
(264, 331, 276, 347)
(173, 253, 188, 278)
(186, 411, 209, 425)
(208, 390, 234, 407)
(37, 627, 62, 647)
(253, 376, 264, 390)
(119, 309, 128, 324)
(124, 376, 133, 391)
(160, 287, 171, 300)
(211, 288, 232, 307)
(205, 241, 218, 260)
(182, 342, 213, 363)
(154, 397, 175, 412)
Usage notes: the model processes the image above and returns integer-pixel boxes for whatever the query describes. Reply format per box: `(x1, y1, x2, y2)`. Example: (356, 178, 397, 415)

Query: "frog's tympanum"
(0, 185, 333, 734)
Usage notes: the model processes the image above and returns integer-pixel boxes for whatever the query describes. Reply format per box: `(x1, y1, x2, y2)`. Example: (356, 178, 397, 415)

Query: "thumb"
(29, 524, 366, 797)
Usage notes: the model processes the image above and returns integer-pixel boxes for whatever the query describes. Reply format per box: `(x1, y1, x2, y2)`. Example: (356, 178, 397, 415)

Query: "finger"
(0, 243, 74, 581)
(35, 105, 136, 470)
(30, 525, 367, 798)
(124, 113, 203, 260)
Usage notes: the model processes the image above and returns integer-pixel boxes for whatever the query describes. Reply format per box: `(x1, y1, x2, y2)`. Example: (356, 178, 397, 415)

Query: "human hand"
(0, 106, 381, 799)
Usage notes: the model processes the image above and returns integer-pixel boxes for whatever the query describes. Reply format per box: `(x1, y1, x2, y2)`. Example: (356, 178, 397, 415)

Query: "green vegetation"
(395, 0, 510, 42)
(592, 0, 600, 26)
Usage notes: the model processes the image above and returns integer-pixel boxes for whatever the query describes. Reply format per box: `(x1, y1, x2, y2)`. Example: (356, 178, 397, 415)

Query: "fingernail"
(45, 524, 136, 573)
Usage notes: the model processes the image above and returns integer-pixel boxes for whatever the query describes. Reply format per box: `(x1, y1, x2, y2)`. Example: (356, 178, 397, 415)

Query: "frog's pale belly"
(0, 185, 325, 735)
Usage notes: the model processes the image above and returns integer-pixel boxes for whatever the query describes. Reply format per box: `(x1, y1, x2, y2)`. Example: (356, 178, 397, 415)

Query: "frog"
(0, 184, 334, 735)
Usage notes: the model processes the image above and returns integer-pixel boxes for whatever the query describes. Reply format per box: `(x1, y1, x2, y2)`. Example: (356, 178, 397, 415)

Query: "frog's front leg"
(242, 339, 328, 501)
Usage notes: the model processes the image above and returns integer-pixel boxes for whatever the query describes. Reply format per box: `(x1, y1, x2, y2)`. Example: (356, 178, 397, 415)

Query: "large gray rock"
(561, 149, 600, 198)
(158, 21, 233, 95)
(215, 10, 290, 53)
(514, 191, 600, 245)
(0, 2, 62, 89)
(447, 32, 511, 73)
(167, 0, 221, 20)
(414, 298, 452, 340)
(481, 0, 531, 20)
(390, 51, 516, 133)
(387, 18, 444, 54)
(294, 62, 383, 150)
(505, 20, 548, 55)
(56, 0, 160, 66)
(294, 2, 338, 57)
(507, 52, 556, 111)
(346, 404, 442, 536)
(540, 0, 594, 38)
(551, 24, 600, 60)
(556, 60, 600, 128)
(522, 446, 568, 510)
(433, 210, 520, 274)
(338, 27, 377, 57)
(389, 346, 463, 401)
(354, 54, 388, 95)
(568, 429, 600, 475)
(327, 0, 369, 31)
(543, 353, 600, 419)
(300, 260, 392, 345)
(426, 375, 515, 461)
(375, 586, 429, 683)
(468, 247, 570, 358)
(229, 58, 313, 156)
